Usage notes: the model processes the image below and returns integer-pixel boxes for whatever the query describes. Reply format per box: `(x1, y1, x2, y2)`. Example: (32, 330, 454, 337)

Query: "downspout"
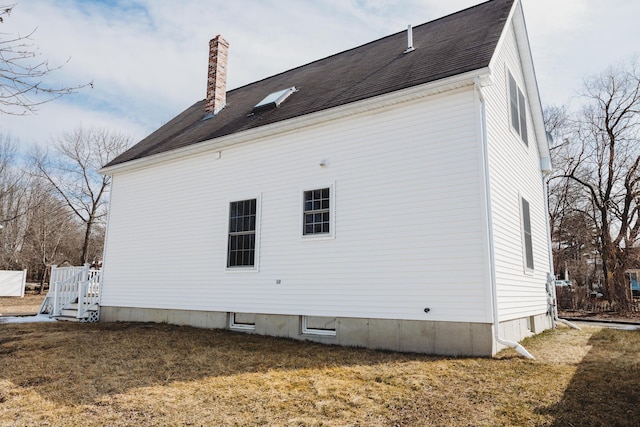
(475, 78, 535, 359)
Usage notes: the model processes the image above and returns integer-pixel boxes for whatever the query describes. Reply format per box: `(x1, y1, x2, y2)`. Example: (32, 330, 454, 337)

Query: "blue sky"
(2, 0, 639, 146)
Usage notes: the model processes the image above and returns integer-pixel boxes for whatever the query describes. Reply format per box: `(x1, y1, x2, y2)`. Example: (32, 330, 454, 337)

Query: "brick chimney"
(205, 35, 229, 116)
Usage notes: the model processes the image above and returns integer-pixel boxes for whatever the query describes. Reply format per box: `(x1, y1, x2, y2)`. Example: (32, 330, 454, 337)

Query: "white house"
(99, 0, 555, 357)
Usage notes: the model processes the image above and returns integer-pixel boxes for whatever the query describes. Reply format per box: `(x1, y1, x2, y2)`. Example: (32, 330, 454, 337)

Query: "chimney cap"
(211, 34, 229, 45)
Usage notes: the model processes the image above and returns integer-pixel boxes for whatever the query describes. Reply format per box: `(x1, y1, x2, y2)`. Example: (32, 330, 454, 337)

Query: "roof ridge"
(226, 0, 512, 96)
(104, 0, 515, 169)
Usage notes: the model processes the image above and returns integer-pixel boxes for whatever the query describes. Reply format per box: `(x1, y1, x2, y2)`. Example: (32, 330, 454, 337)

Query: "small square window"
(303, 188, 331, 236)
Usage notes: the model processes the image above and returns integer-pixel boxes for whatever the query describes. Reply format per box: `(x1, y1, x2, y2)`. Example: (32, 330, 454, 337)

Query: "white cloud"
(523, 0, 640, 107)
(3, 0, 640, 146)
(3, 100, 149, 147)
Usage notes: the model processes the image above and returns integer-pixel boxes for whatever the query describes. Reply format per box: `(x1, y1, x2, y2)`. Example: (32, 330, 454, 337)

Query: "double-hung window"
(227, 198, 257, 268)
(521, 197, 534, 271)
(303, 187, 331, 236)
(509, 71, 528, 146)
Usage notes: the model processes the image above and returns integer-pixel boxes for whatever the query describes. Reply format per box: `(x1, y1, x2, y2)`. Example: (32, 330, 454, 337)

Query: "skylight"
(252, 87, 297, 113)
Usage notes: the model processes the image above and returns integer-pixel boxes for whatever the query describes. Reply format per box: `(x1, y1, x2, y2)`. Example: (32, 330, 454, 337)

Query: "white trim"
(229, 313, 256, 330)
(474, 79, 493, 322)
(99, 176, 116, 306)
(224, 194, 262, 273)
(489, 0, 551, 171)
(99, 68, 491, 176)
(301, 316, 337, 337)
(300, 182, 336, 240)
(512, 1, 551, 164)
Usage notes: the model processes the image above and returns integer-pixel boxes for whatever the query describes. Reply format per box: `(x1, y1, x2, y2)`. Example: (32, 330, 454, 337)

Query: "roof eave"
(512, 0, 551, 172)
(99, 67, 491, 176)
(487, 0, 550, 174)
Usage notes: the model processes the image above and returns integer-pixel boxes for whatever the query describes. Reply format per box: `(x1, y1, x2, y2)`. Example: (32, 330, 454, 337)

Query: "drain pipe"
(475, 78, 534, 359)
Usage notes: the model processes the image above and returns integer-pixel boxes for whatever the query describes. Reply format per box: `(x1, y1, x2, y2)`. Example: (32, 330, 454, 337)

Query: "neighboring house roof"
(105, 0, 514, 169)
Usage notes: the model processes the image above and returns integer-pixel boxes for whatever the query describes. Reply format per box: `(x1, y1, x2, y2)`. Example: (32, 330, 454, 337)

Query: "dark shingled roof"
(105, 0, 514, 168)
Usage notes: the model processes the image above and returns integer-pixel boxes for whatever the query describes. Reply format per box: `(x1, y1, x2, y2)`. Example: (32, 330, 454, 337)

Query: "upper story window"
(227, 198, 257, 268)
(521, 197, 534, 271)
(509, 71, 528, 146)
(303, 188, 331, 236)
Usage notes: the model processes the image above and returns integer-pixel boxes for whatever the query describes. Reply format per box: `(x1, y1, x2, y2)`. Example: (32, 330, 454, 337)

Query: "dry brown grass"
(0, 322, 638, 426)
(0, 294, 45, 316)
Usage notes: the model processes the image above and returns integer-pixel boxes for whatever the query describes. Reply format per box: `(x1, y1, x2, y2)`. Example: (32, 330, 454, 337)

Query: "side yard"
(0, 294, 45, 316)
(0, 321, 639, 426)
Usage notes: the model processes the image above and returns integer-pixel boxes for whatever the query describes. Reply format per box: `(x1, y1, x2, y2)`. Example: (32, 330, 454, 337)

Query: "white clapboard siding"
(483, 20, 551, 322)
(102, 87, 494, 323)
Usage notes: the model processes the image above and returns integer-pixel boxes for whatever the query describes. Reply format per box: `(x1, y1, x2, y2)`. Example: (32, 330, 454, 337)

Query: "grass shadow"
(0, 321, 437, 407)
(538, 328, 640, 426)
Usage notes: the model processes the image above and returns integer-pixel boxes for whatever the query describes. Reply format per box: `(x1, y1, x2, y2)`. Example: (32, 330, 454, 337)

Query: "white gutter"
(475, 78, 534, 359)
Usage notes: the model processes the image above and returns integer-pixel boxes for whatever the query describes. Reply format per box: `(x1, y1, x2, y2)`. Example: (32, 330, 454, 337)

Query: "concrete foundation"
(99, 307, 553, 357)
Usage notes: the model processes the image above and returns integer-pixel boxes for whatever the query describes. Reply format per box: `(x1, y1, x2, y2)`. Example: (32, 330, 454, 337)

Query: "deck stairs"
(56, 300, 100, 322)
(38, 264, 101, 323)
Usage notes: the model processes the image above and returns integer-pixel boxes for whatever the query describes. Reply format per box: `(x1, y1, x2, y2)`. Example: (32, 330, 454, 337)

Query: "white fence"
(0, 270, 27, 297)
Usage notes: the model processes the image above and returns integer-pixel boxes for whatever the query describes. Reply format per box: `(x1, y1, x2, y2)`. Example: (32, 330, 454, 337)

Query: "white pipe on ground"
(557, 318, 581, 330)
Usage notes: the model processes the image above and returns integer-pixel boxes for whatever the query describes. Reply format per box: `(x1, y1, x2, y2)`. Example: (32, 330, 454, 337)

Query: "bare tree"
(560, 59, 640, 308)
(32, 127, 132, 264)
(1, 4, 91, 115)
(545, 104, 573, 251)
(544, 105, 599, 287)
(0, 133, 35, 269)
(0, 133, 26, 221)
(544, 104, 571, 151)
(20, 183, 78, 292)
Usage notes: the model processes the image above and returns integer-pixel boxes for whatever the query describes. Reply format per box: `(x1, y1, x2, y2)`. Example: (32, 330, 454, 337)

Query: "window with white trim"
(521, 197, 534, 271)
(227, 198, 257, 268)
(229, 313, 256, 330)
(301, 316, 336, 337)
(303, 187, 331, 236)
(509, 71, 528, 146)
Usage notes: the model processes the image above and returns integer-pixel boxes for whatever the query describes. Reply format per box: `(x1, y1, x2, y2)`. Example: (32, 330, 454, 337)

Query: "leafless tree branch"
(0, 3, 92, 115)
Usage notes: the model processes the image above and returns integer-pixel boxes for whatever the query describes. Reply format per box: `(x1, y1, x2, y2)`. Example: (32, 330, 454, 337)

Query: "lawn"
(0, 320, 638, 426)
(0, 294, 45, 316)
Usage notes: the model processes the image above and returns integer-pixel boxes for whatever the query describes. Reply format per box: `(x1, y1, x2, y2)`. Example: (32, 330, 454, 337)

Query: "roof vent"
(252, 87, 297, 113)
(404, 25, 415, 53)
